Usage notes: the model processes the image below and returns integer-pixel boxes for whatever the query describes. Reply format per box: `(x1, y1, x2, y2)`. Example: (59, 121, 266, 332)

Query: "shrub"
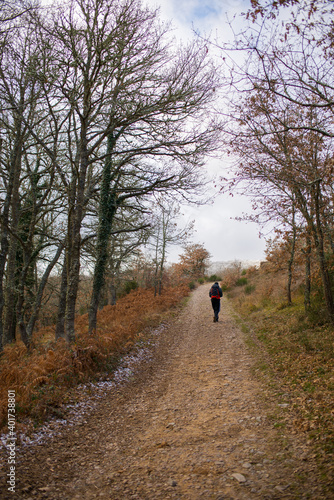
(123, 280, 138, 295)
(245, 284, 255, 295)
(208, 274, 222, 282)
(236, 277, 248, 286)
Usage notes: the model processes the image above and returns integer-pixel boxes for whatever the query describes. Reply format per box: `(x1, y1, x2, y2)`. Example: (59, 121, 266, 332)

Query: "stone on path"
(231, 473, 247, 483)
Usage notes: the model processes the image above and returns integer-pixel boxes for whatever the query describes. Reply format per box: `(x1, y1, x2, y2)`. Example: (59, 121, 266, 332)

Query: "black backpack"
(210, 284, 220, 299)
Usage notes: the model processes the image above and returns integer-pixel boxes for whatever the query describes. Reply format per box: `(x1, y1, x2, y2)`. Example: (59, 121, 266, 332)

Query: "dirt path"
(1, 285, 327, 499)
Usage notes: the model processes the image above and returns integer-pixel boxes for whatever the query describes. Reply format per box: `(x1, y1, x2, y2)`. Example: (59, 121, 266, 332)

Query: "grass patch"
(245, 284, 255, 295)
(229, 270, 334, 492)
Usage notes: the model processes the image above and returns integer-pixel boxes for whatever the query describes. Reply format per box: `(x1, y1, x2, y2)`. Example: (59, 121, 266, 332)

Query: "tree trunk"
(287, 203, 296, 305)
(312, 223, 334, 320)
(295, 185, 334, 323)
(88, 133, 117, 334)
(55, 252, 67, 340)
(3, 134, 23, 345)
(309, 228, 334, 320)
(16, 254, 30, 347)
(20, 242, 64, 347)
(304, 233, 311, 312)
(64, 229, 81, 343)
(313, 180, 334, 323)
(109, 282, 117, 305)
(0, 143, 18, 349)
(158, 233, 167, 296)
(64, 124, 89, 342)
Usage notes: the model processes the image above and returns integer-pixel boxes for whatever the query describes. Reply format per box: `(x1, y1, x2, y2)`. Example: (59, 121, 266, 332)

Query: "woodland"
(0, 0, 221, 349)
(0, 0, 334, 454)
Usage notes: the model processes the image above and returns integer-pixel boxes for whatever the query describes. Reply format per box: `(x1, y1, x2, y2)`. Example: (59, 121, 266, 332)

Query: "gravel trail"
(1, 285, 325, 499)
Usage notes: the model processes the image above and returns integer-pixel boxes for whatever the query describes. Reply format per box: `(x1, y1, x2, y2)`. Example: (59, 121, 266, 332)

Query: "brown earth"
(0, 284, 329, 499)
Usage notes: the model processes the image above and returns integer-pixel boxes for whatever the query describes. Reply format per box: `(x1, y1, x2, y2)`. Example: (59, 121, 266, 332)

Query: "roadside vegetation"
(221, 254, 334, 488)
(0, 243, 210, 433)
(215, 2, 334, 486)
(0, 284, 189, 433)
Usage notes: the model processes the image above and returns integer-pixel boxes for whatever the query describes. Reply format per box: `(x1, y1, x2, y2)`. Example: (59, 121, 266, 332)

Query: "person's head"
(214, 281, 218, 285)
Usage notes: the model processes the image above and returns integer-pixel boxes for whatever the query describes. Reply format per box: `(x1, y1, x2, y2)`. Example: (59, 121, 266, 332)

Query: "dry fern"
(0, 285, 189, 429)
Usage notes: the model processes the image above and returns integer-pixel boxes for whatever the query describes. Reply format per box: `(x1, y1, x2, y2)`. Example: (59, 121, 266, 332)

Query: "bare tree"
(224, 80, 334, 319)
(209, 0, 334, 319)
(0, 9, 64, 347)
(0, 0, 35, 27)
(0, 0, 220, 345)
(149, 198, 193, 296)
(36, 0, 221, 340)
(233, 0, 334, 138)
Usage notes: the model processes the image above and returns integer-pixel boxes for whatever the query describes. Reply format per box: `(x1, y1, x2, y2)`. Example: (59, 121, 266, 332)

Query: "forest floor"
(0, 284, 330, 499)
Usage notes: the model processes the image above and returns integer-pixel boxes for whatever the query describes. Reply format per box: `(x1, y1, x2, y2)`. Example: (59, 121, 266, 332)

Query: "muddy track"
(0, 285, 328, 499)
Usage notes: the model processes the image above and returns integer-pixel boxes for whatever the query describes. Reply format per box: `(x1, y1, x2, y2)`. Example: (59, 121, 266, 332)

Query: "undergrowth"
(0, 285, 190, 432)
(228, 268, 334, 492)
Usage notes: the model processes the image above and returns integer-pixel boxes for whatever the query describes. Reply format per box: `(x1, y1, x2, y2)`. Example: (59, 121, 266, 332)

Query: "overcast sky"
(144, 0, 267, 264)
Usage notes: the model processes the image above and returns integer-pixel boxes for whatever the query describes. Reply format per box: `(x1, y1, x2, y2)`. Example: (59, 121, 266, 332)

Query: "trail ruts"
(1, 285, 326, 499)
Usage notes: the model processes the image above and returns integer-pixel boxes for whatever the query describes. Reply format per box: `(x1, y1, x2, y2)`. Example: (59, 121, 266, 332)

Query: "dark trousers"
(211, 298, 221, 319)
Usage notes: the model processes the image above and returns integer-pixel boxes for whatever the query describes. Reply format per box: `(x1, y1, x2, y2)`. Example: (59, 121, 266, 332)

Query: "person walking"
(209, 281, 223, 322)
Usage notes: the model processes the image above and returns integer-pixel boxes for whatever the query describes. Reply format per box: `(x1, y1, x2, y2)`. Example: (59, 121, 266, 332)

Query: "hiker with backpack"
(209, 281, 223, 322)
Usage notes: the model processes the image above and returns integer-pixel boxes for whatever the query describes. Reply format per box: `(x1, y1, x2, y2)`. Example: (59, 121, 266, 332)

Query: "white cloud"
(166, 190, 267, 264)
(145, 0, 250, 39)
(143, 0, 267, 264)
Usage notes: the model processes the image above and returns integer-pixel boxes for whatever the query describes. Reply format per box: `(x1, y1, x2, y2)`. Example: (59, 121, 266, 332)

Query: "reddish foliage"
(0, 285, 189, 430)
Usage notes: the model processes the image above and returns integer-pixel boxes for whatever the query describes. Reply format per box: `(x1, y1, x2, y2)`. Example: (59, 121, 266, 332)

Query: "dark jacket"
(209, 282, 223, 299)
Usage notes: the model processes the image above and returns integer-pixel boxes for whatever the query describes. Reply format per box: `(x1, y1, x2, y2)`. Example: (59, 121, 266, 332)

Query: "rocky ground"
(0, 284, 328, 499)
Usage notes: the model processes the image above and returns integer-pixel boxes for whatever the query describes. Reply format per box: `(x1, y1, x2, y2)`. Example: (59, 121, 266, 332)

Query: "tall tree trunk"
(304, 232, 311, 312)
(313, 181, 334, 323)
(296, 185, 334, 323)
(107, 258, 122, 306)
(158, 230, 167, 296)
(0, 140, 19, 349)
(64, 123, 89, 342)
(109, 282, 117, 305)
(88, 133, 117, 334)
(19, 241, 64, 348)
(16, 252, 30, 347)
(64, 202, 83, 343)
(55, 252, 67, 340)
(4, 239, 19, 343)
(153, 236, 160, 298)
(314, 235, 334, 321)
(287, 202, 296, 305)
(3, 134, 23, 345)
